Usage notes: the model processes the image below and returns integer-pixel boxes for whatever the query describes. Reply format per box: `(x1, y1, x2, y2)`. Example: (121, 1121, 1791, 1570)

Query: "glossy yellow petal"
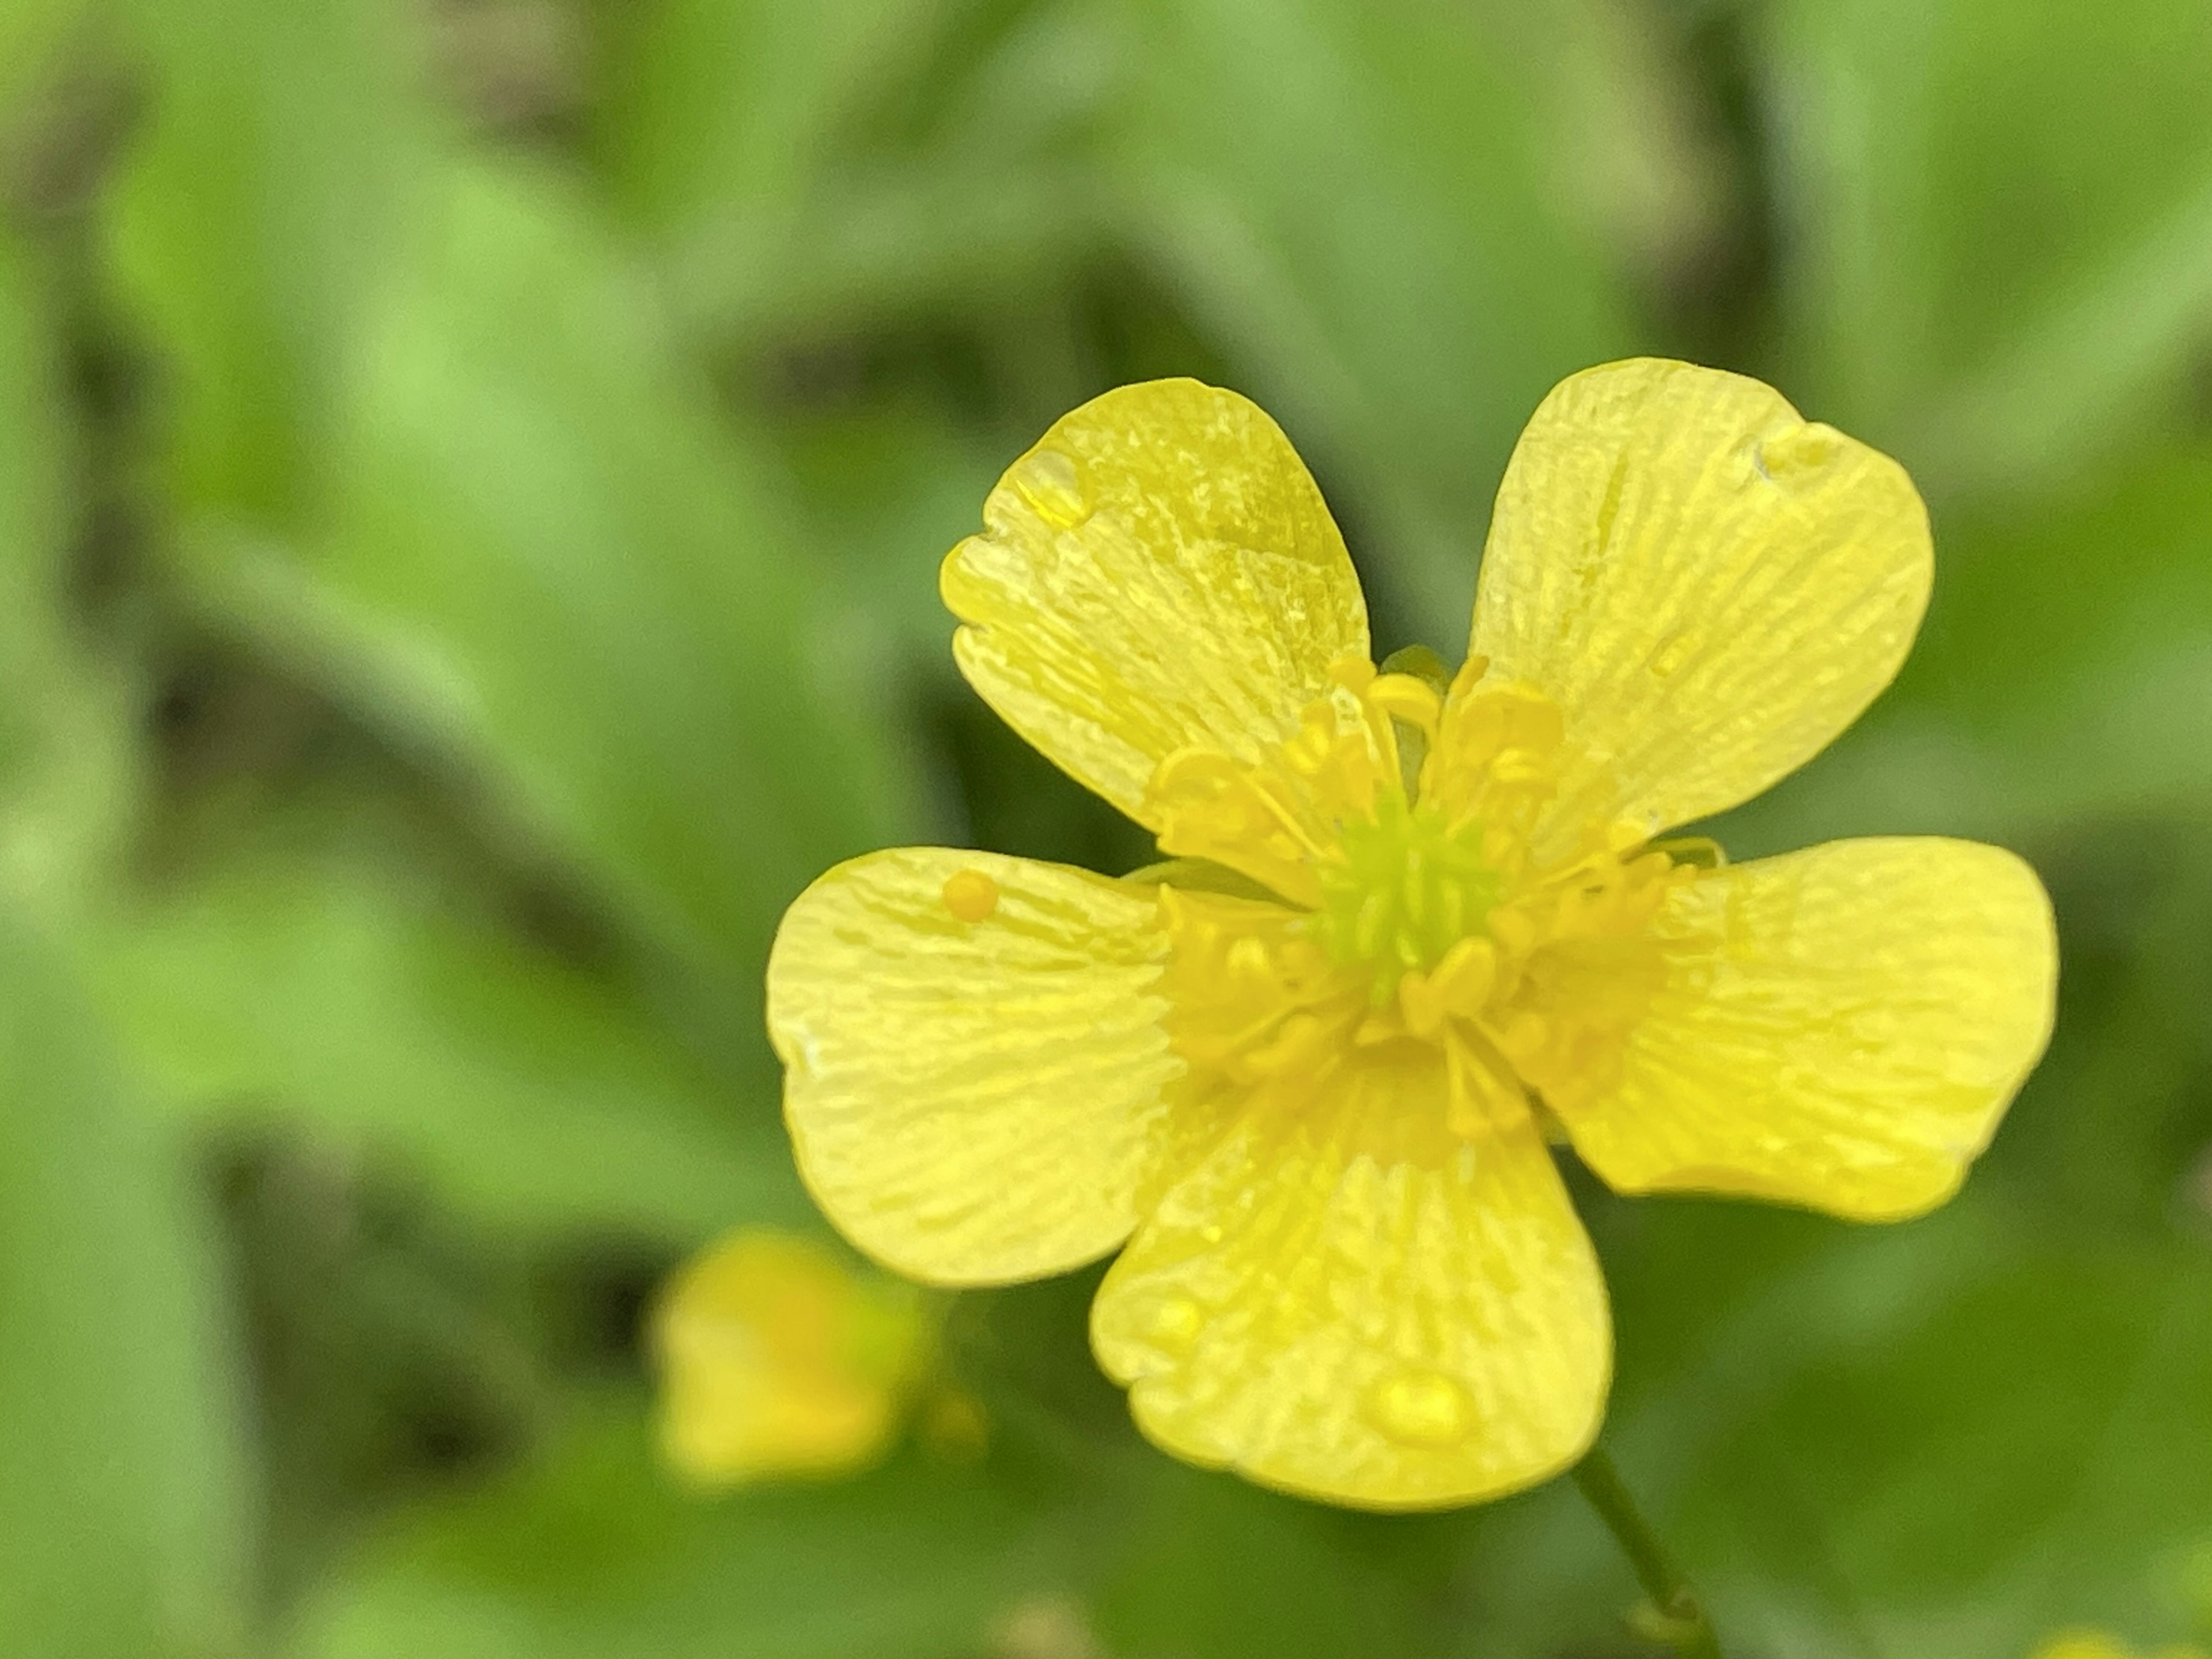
(1467, 358, 1931, 846)
(652, 1229, 927, 1486)
(768, 847, 1180, 1285)
(942, 379, 1371, 826)
(1090, 1044, 1609, 1510)
(1559, 838, 2058, 1220)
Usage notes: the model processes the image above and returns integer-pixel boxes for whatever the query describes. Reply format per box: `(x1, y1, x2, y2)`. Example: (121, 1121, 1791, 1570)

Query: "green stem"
(1571, 1447, 1726, 1659)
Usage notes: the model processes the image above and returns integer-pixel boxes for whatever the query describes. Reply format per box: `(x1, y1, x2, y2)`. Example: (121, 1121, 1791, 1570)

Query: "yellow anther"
(1603, 820, 1649, 855)
(1494, 686, 1565, 754)
(1428, 936, 1498, 1018)
(1353, 1011, 1405, 1046)
(1227, 936, 1272, 979)
(1490, 906, 1540, 954)
(1651, 834, 1727, 870)
(1490, 748, 1554, 788)
(1327, 656, 1378, 695)
(1246, 1010, 1325, 1075)
(1398, 967, 1445, 1039)
(1366, 673, 1442, 735)
(942, 869, 1000, 923)
(1498, 1010, 1551, 1062)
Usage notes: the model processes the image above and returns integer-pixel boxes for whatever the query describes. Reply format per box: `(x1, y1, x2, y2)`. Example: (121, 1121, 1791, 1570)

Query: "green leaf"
(175, 157, 914, 1027)
(593, 0, 948, 245)
(289, 1405, 1069, 1659)
(1715, 437, 2212, 855)
(107, 0, 430, 521)
(1762, 0, 2212, 495)
(0, 227, 132, 917)
(0, 914, 256, 1658)
(1104, 0, 1634, 638)
(95, 844, 808, 1241)
(0, 0, 87, 133)
(1422, 1194, 2212, 1655)
(1657, 1217, 2212, 1653)
(1094, 1459, 1449, 1659)
(591, 0, 1104, 339)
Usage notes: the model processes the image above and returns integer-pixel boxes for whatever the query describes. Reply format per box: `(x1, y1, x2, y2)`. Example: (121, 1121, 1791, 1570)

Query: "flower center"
(1143, 653, 1707, 1134)
(1310, 792, 1503, 1007)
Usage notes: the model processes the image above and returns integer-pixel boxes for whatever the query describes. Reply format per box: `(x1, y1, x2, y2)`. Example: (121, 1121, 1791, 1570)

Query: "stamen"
(1148, 653, 1716, 1147)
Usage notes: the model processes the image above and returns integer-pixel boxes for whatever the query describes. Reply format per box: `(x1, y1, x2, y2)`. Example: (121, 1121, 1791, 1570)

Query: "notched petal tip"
(1472, 357, 1935, 844)
(936, 379, 1370, 826)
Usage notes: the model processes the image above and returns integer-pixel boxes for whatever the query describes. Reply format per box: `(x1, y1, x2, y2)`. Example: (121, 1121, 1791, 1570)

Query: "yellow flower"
(2032, 1633, 2211, 1659)
(767, 360, 2058, 1509)
(652, 1227, 931, 1487)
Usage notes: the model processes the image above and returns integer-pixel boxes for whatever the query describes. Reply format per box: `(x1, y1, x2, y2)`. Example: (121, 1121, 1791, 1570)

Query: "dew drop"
(941, 868, 1000, 923)
(1754, 423, 1843, 484)
(1142, 1295, 1206, 1350)
(1008, 447, 1092, 529)
(1650, 630, 1698, 677)
(1365, 1368, 1471, 1447)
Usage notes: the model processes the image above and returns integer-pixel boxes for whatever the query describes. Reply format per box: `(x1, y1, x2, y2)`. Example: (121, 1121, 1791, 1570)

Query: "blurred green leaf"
(0, 229, 132, 918)
(290, 1407, 1068, 1659)
(777, 399, 1001, 676)
(1646, 1210, 2212, 1654)
(1105, 0, 1634, 637)
(0, 914, 256, 1658)
(0, 0, 86, 132)
(1718, 437, 2212, 855)
(108, 0, 430, 521)
(1427, 1196, 2212, 1656)
(175, 156, 914, 1032)
(1094, 1460, 1446, 1659)
(593, 0, 1105, 339)
(1763, 0, 2212, 493)
(594, 0, 945, 245)
(96, 847, 808, 1241)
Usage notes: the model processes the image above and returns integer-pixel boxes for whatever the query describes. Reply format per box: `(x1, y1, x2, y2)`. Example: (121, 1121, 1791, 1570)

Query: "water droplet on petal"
(1142, 1295, 1206, 1350)
(1008, 447, 1092, 528)
(1650, 630, 1698, 677)
(1754, 423, 1843, 484)
(941, 868, 999, 923)
(1365, 1367, 1471, 1448)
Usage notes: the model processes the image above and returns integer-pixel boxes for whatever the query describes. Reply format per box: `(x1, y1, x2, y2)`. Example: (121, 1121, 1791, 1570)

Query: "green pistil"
(1310, 794, 1503, 1006)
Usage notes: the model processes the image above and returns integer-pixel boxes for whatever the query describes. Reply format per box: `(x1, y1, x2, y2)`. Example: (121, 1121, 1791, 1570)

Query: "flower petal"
(942, 379, 1371, 827)
(1090, 1046, 1609, 1510)
(1559, 838, 2058, 1220)
(1467, 358, 1931, 842)
(652, 1229, 923, 1486)
(769, 848, 1180, 1285)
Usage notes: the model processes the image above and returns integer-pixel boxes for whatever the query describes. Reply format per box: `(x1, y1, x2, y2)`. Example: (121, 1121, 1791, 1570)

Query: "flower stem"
(1570, 1447, 1726, 1659)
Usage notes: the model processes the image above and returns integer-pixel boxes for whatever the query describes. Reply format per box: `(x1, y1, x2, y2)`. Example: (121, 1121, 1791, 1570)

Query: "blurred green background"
(1, 0, 2210, 1654)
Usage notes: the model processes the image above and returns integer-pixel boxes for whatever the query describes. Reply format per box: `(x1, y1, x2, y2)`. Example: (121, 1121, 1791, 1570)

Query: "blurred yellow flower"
(767, 360, 2059, 1509)
(2032, 1632, 2211, 1659)
(652, 1228, 933, 1487)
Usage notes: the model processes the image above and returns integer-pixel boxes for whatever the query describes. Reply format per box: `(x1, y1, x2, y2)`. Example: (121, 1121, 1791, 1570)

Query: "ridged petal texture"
(1559, 838, 2058, 1219)
(769, 849, 1179, 1285)
(1090, 1044, 1609, 1510)
(941, 379, 1371, 826)
(1468, 358, 1931, 849)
